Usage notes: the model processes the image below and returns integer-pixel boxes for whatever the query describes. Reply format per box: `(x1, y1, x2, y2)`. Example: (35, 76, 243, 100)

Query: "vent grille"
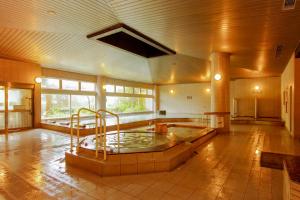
(87, 23, 176, 58)
(283, 0, 296, 10)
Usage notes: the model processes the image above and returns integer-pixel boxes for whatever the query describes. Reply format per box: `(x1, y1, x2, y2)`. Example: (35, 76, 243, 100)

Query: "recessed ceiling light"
(47, 10, 56, 16)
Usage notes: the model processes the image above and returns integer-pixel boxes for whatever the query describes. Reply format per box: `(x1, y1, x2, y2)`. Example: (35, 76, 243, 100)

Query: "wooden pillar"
(97, 76, 106, 110)
(210, 52, 230, 132)
(4, 85, 8, 135)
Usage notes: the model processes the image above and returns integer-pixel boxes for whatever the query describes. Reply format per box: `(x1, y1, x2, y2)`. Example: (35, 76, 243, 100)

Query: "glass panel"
(41, 94, 70, 119)
(0, 86, 4, 130)
(81, 82, 95, 91)
(147, 89, 153, 95)
(8, 88, 32, 129)
(62, 80, 79, 90)
(124, 87, 133, 94)
(134, 88, 140, 94)
(41, 78, 60, 89)
(71, 95, 96, 115)
(105, 84, 115, 93)
(116, 86, 124, 93)
(141, 88, 147, 95)
(106, 96, 153, 113)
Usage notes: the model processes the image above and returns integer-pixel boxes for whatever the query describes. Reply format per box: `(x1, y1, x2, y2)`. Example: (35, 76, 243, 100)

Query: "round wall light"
(206, 88, 211, 92)
(169, 89, 175, 94)
(35, 77, 42, 84)
(214, 73, 222, 81)
(254, 85, 261, 93)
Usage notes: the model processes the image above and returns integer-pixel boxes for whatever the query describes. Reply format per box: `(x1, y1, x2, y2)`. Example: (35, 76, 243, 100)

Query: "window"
(71, 95, 96, 115)
(141, 88, 147, 95)
(106, 96, 153, 113)
(41, 78, 97, 120)
(41, 78, 59, 89)
(81, 82, 95, 91)
(147, 89, 153, 95)
(116, 86, 124, 93)
(62, 80, 79, 90)
(134, 88, 140, 94)
(124, 87, 133, 94)
(41, 94, 70, 119)
(41, 94, 96, 119)
(105, 84, 115, 93)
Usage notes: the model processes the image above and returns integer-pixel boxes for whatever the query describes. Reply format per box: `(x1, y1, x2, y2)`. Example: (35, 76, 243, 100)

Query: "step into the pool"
(260, 151, 300, 170)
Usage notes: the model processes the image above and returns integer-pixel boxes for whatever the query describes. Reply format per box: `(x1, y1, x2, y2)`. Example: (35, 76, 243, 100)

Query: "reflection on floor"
(0, 124, 290, 200)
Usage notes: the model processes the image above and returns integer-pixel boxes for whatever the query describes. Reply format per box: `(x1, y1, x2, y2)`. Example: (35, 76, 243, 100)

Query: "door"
(0, 86, 5, 132)
(289, 86, 293, 133)
(8, 87, 33, 130)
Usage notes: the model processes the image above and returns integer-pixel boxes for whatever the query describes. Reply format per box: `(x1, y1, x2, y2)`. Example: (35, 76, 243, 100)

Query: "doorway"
(289, 85, 293, 133)
(0, 83, 34, 134)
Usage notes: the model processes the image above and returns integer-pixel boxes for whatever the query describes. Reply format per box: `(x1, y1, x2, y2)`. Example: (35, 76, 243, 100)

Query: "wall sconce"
(169, 89, 175, 94)
(214, 73, 222, 81)
(35, 77, 42, 84)
(254, 85, 262, 93)
(205, 88, 211, 92)
(102, 85, 106, 90)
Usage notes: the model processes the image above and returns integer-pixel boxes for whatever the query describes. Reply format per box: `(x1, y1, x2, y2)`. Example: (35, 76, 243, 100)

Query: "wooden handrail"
(204, 112, 230, 115)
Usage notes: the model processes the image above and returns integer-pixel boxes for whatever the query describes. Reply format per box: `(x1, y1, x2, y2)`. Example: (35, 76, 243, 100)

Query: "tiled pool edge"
(65, 129, 217, 176)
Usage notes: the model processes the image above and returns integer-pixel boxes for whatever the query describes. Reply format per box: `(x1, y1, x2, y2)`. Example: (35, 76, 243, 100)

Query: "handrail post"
(70, 115, 74, 152)
(76, 113, 80, 152)
(103, 117, 107, 160)
(95, 113, 99, 158)
(117, 116, 120, 153)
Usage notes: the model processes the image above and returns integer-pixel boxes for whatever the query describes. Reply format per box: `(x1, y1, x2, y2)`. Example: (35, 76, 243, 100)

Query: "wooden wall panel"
(0, 58, 41, 127)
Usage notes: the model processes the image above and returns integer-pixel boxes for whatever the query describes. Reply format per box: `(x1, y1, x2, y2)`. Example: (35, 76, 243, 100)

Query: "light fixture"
(102, 85, 106, 90)
(35, 77, 42, 84)
(255, 149, 260, 155)
(214, 73, 222, 81)
(169, 89, 175, 94)
(206, 88, 211, 92)
(254, 85, 261, 93)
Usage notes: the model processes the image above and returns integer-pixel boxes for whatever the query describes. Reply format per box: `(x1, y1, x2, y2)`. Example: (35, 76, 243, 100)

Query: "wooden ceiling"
(0, 0, 299, 83)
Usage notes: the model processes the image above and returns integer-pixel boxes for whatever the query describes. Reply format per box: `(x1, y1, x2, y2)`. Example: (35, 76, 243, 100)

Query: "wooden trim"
(204, 112, 230, 115)
(106, 92, 154, 98)
(42, 89, 96, 96)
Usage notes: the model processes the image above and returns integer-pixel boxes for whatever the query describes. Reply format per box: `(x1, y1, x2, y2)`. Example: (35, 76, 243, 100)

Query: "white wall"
(159, 77, 281, 118)
(159, 83, 211, 114)
(231, 77, 281, 118)
(281, 54, 295, 135)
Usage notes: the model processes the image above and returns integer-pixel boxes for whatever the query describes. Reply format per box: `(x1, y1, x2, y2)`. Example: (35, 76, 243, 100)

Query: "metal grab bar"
(97, 109, 120, 153)
(70, 108, 103, 159)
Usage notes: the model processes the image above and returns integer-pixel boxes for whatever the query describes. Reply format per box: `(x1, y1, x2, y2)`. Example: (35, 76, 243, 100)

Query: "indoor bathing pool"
(79, 124, 214, 153)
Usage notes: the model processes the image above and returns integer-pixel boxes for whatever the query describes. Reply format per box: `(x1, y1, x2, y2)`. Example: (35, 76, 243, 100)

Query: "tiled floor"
(0, 124, 292, 200)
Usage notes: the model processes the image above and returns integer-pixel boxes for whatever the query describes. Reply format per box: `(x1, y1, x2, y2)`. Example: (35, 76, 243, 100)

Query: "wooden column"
(97, 76, 106, 110)
(210, 52, 230, 132)
(4, 85, 8, 135)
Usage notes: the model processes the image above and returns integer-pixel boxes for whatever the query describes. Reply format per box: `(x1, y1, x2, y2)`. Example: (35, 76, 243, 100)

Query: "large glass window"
(62, 80, 79, 90)
(81, 82, 95, 91)
(71, 95, 96, 115)
(106, 96, 153, 113)
(42, 94, 70, 119)
(116, 86, 124, 93)
(134, 88, 140, 94)
(42, 78, 59, 89)
(124, 87, 133, 94)
(105, 84, 115, 93)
